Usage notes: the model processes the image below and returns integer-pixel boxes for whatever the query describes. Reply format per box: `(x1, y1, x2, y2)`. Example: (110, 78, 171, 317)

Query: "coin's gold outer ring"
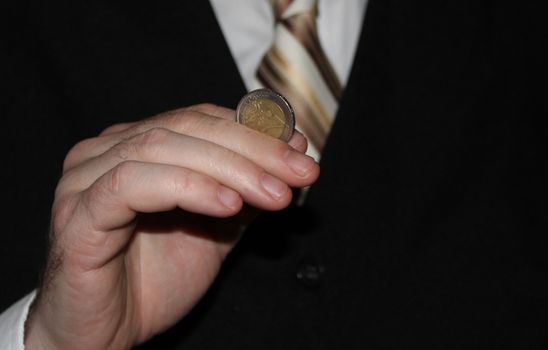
(236, 88, 295, 142)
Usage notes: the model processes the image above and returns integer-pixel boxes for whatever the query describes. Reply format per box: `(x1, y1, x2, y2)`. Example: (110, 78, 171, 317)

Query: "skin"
(24, 104, 319, 349)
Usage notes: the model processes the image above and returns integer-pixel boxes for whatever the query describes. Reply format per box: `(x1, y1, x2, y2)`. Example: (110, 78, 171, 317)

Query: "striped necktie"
(256, 0, 342, 159)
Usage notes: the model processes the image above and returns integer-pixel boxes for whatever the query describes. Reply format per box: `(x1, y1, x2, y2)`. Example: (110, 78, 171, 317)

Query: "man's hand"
(24, 104, 319, 349)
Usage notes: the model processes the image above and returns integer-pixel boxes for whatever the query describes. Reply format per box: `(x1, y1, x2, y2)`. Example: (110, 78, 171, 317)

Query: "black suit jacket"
(2, 1, 547, 348)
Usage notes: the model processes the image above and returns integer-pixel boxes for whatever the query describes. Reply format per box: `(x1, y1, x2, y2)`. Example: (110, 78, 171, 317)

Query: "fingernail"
(260, 173, 287, 200)
(288, 131, 307, 150)
(285, 150, 316, 177)
(218, 186, 240, 209)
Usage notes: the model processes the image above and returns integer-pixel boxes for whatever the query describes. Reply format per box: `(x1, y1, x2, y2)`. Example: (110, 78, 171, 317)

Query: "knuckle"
(175, 109, 203, 130)
(180, 117, 208, 138)
(218, 146, 242, 165)
(107, 161, 138, 195)
(149, 109, 200, 134)
(99, 122, 127, 136)
(172, 171, 193, 195)
(172, 170, 215, 198)
(113, 127, 170, 160)
(215, 117, 233, 129)
(53, 173, 73, 201)
(160, 106, 233, 136)
(109, 139, 133, 162)
(63, 138, 95, 171)
(51, 195, 78, 234)
(191, 103, 219, 114)
(81, 161, 137, 220)
(134, 127, 171, 146)
(154, 110, 180, 126)
(199, 117, 233, 140)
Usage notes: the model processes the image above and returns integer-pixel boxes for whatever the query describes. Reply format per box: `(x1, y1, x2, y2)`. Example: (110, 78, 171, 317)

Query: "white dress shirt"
(210, 0, 367, 91)
(211, 0, 367, 161)
(0, 1, 367, 348)
(0, 292, 36, 350)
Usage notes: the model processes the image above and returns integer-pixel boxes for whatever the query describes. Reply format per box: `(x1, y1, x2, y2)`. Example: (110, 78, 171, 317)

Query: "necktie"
(256, 0, 342, 158)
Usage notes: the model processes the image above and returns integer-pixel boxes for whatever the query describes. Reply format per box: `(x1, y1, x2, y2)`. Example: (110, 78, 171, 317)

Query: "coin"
(236, 88, 295, 142)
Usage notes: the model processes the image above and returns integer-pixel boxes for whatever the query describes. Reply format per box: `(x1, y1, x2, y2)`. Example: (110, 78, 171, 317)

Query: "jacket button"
(296, 258, 324, 288)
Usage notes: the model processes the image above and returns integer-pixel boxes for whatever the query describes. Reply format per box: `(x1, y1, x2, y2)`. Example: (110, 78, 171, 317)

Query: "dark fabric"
(2, 1, 547, 349)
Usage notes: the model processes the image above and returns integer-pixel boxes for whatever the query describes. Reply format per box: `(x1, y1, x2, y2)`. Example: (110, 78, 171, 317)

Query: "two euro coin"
(236, 88, 295, 142)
